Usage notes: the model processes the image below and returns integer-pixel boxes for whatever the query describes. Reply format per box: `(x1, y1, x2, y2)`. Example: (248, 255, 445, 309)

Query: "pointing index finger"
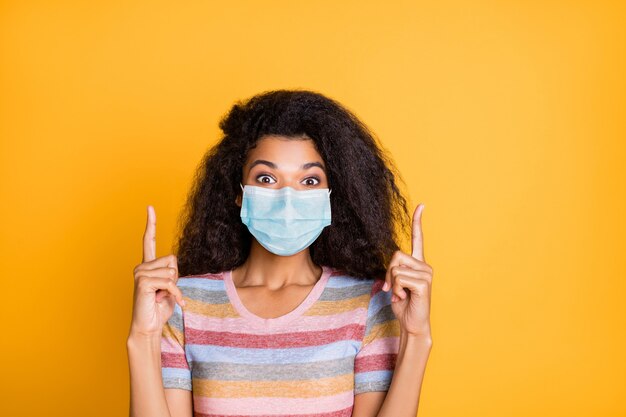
(143, 205, 156, 263)
(411, 203, 425, 262)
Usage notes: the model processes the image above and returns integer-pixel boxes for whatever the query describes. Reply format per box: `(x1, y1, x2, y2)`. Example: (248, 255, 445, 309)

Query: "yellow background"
(1, 1, 624, 416)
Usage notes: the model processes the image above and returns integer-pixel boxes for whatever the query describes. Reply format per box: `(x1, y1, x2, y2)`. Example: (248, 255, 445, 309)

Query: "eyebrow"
(249, 159, 326, 171)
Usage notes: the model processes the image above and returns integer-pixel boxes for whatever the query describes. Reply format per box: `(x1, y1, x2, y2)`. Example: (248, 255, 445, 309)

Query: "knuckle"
(136, 276, 148, 288)
(133, 263, 146, 274)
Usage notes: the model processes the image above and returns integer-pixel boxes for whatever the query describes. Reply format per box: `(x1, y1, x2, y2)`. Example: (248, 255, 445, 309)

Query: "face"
(235, 135, 329, 207)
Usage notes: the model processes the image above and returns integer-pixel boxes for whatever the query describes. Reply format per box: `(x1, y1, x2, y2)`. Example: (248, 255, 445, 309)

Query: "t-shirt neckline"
(223, 265, 332, 328)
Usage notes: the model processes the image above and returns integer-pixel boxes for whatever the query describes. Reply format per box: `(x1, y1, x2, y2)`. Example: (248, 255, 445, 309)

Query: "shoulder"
(324, 267, 389, 311)
(327, 268, 393, 317)
(325, 268, 378, 293)
(175, 271, 227, 297)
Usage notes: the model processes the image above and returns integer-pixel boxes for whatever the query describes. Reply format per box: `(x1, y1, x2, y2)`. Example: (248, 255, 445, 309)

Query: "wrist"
(396, 330, 432, 367)
(127, 329, 162, 349)
(401, 328, 433, 347)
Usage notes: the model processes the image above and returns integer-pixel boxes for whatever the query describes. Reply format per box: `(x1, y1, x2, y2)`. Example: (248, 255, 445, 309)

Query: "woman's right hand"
(129, 205, 186, 339)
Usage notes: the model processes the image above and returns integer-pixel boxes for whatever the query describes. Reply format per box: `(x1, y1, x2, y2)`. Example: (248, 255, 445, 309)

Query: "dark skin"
(231, 135, 433, 417)
(231, 134, 389, 415)
(129, 134, 426, 417)
(232, 134, 329, 319)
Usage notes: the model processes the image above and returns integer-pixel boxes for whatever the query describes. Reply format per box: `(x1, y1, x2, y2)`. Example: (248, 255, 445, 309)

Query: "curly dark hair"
(173, 89, 412, 281)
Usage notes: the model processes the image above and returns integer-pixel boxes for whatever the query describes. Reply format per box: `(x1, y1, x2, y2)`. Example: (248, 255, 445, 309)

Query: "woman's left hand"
(382, 203, 433, 340)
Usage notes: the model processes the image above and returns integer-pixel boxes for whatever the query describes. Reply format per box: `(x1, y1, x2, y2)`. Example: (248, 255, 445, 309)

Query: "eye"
(256, 174, 276, 184)
(302, 177, 321, 186)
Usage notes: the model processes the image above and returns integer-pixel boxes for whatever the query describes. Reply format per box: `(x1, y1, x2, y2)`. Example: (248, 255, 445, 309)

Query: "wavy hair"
(173, 89, 411, 280)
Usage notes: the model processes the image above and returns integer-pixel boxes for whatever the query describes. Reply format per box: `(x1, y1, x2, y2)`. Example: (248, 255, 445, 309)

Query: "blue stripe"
(186, 340, 361, 364)
(354, 369, 393, 383)
(179, 277, 226, 290)
(326, 275, 372, 288)
(162, 367, 191, 379)
(367, 289, 392, 318)
(180, 274, 370, 290)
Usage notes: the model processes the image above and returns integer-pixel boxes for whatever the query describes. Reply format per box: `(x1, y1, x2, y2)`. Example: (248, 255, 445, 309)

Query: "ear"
(235, 193, 241, 208)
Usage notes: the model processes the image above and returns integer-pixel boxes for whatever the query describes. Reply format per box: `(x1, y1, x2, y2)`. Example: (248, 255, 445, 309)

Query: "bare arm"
(128, 205, 192, 417)
(164, 389, 193, 417)
(376, 331, 431, 417)
(352, 391, 386, 417)
(357, 203, 433, 417)
(127, 333, 193, 417)
(352, 331, 431, 417)
(127, 333, 172, 417)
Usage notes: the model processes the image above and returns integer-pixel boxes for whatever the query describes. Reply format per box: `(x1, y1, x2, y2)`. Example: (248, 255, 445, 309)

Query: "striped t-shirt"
(160, 264, 400, 417)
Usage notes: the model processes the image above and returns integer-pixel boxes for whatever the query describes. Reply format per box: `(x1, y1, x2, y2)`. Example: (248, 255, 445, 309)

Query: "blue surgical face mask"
(239, 183, 332, 256)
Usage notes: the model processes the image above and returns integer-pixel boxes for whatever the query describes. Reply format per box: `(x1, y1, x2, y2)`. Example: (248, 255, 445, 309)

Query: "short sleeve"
(160, 302, 192, 391)
(354, 279, 400, 395)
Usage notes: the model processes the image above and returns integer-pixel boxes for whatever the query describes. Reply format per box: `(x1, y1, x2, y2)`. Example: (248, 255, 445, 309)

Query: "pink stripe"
(193, 390, 354, 415)
(185, 307, 366, 335)
(194, 407, 353, 417)
(161, 336, 184, 354)
(358, 336, 400, 356)
(181, 273, 223, 280)
(186, 323, 363, 348)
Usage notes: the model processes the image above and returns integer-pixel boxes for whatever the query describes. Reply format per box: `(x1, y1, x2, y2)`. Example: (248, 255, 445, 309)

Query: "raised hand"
(129, 205, 186, 338)
(382, 203, 433, 339)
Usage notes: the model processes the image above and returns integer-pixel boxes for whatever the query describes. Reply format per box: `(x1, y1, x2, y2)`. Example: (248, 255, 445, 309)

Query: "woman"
(127, 89, 433, 417)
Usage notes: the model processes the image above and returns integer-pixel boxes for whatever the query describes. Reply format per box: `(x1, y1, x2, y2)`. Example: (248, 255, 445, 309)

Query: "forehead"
(245, 135, 324, 168)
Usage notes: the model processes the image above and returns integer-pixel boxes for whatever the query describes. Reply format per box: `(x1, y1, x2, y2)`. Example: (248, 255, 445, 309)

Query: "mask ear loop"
(240, 183, 244, 191)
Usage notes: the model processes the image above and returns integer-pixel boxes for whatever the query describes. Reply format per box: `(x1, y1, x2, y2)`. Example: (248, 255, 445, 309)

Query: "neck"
(233, 240, 322, 289)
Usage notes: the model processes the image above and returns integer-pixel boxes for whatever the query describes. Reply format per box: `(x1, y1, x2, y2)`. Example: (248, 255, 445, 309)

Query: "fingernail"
(382, 282, 388, 291)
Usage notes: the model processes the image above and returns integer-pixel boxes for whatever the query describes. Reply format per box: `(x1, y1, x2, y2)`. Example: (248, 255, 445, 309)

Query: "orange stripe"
(363, 319, 400, 345)
(193, 373, 354, 398)
(184, 297, 240, 318)
(304, 293, 369, 316)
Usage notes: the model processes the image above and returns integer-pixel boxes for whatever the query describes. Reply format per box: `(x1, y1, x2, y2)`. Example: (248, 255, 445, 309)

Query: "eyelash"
(256, 174, 320, 186)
